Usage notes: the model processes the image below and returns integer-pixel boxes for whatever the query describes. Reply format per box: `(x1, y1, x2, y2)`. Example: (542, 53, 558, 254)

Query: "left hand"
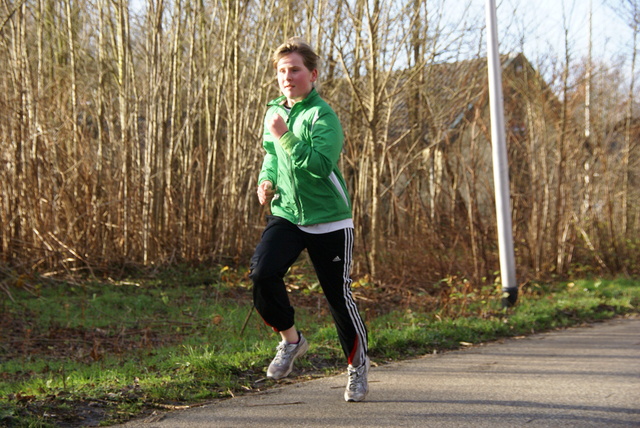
(267, 114, 289, 139)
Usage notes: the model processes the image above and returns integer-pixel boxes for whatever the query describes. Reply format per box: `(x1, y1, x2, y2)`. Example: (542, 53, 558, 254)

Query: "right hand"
(257, 181, 276, 206)
(267, 114, 289, 140)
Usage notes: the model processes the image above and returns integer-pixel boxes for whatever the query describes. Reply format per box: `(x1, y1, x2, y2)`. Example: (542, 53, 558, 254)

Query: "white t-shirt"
(298, 218, 354, 234)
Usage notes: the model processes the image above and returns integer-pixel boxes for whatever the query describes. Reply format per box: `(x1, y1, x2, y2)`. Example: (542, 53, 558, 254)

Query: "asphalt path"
(118, 317, 640, 427)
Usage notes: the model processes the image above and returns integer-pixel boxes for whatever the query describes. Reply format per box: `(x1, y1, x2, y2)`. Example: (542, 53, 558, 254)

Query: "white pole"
(485, 0, 518, 306)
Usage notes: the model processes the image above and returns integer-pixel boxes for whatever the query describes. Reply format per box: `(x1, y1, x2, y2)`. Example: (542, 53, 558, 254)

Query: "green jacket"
(258, 88, 352, 226)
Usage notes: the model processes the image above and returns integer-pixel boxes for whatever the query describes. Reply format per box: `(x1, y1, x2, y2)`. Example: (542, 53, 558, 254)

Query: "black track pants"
(249, 216, 368, 367)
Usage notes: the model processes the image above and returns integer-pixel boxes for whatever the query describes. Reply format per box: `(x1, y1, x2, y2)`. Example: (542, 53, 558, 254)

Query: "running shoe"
(344, 356, 370, 402)
(266, 333, 309, 380)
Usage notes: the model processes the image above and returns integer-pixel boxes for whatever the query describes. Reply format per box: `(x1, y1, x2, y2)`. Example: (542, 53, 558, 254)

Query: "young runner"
(250, 37, 370, 402)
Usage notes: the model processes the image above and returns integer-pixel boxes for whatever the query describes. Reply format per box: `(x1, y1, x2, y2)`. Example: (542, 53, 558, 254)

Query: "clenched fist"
(267, 114, 289, 139)
(257, 181, 276, 206)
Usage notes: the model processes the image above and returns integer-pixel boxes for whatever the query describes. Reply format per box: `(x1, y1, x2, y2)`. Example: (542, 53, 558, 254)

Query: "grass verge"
(1, 269, 638, 427)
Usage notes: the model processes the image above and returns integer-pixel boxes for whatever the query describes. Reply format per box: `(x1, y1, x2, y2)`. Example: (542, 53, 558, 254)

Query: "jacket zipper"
(282, 105, 303, 224)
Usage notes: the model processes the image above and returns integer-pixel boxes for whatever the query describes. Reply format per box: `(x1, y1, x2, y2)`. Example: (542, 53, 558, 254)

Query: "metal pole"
(485, 0, 518, 307)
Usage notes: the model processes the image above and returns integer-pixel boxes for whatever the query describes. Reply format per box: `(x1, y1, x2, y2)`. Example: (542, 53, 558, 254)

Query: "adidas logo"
(332, 256, 342, 262)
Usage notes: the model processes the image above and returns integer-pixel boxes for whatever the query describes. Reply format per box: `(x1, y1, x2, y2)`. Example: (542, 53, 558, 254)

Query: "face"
(276, 52, 317, 105)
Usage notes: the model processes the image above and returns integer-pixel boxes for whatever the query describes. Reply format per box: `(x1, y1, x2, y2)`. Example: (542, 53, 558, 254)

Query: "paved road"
(118, 317, 640, 427)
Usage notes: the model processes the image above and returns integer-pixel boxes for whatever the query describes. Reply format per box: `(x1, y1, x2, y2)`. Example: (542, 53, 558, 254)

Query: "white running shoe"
(344, 356, 370, 402)
(266, 333, 309, 380)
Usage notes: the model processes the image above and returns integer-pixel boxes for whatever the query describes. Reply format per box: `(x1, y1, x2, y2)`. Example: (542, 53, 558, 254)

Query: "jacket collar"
(268, 87, 319, 107)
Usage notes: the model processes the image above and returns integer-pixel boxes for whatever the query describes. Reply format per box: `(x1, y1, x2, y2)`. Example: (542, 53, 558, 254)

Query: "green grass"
(0, 269, 638, 427)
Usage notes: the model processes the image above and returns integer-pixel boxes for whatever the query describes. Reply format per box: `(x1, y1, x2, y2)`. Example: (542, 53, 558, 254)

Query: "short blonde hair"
(272, 37, 319, 72)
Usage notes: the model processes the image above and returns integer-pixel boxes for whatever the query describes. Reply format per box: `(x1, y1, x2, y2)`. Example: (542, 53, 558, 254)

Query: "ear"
(310, 69, 318, 82)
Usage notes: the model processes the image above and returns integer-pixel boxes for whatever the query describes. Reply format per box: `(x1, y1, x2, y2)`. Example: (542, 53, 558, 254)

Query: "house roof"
(405, 52, 561, 147)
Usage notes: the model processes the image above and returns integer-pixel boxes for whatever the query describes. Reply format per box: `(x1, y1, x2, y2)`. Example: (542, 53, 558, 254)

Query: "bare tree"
(618, 0, 639, 240)
(0, 0, 637, 284)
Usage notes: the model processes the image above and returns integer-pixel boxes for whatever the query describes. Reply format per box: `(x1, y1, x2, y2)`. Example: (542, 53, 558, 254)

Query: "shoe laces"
(346, 363, 366, 391)
(272, 341, 295, 365)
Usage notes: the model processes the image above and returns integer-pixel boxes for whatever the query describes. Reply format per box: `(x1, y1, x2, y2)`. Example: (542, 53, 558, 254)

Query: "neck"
(286, 88, 313, 107)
